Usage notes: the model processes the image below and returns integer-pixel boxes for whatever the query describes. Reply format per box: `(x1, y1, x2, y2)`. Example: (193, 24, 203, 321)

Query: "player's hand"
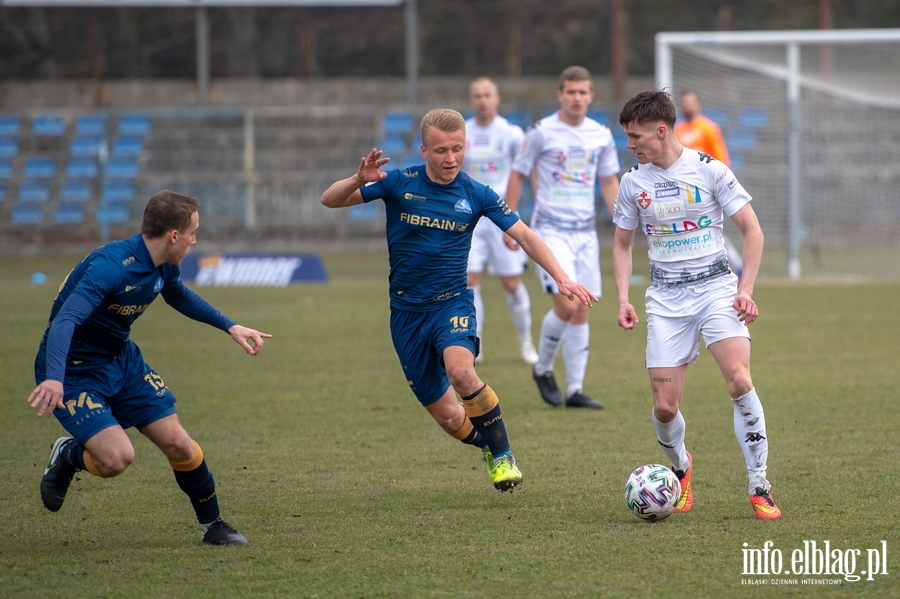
(228, 325, 273, 356)
(502, 232, 520, 251)
(618, 303, 639, 330)
(733, 290, 758, 325)
(28, 380, 65, 417)
(557, 279, 597, 308)
(356, 148, 391, 184)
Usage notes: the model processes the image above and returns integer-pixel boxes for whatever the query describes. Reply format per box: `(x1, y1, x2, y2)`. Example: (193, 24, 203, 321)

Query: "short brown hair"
(420, 108, 466, 146)
(141, 190, 200, 238)
(619, 89, 677, 129)
(558, 65, 592, 90)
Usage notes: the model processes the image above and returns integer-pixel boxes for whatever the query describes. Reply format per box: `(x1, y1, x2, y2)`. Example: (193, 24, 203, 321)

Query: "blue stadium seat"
(349, 202, 381, 222)
(0, 159, 11, 179)
(0, 115, 20, 136)
(65, 158, 98, 179)
(379, 135, 408, 157)
(102, 181, 134, 202)
(70, 137, 102, 157)
(736, 107, 770, 129)
(76, 114, 106, 136)
(382, 112, 414, 135)
(587, 110, 611, 126)
(111, 137, 143, 156)
(19, 181, 51, 202)
(118, 113, 151, 136)
(0, 183, 5, 201)
(0, 138, 18, 158)
(60, 180, 93, 203)
(23, 157, 56, 178)
(730, 153, 746, 172)
(727, 131, 758, 151)
(703, 107, 730, 129)
(54, 204, 87, 224)
(33, 114, 66, 136)
(12, 203, 45, 224)
(107, 157, 138, 179)
(97, 202, 130, 224)
(613, 131, 629, 149)
(505, 109, 534, 129)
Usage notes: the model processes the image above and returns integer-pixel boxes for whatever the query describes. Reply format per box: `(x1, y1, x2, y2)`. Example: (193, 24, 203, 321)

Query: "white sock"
(733, 388, 770, 495)
(562, 323, 589, 397)
(535, 310, 568, 375)
(506, 284, 533, 344)
(653, 409, 689, 473)
(471, 283, 484, 340)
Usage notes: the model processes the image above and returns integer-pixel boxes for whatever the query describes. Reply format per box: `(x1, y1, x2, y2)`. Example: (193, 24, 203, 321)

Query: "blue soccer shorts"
(390, 292, 479, 406)
(46, 341, 178, 446)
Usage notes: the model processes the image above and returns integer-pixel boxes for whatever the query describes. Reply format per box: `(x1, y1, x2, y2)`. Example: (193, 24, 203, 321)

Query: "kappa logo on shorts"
(454, 199, 473, 214)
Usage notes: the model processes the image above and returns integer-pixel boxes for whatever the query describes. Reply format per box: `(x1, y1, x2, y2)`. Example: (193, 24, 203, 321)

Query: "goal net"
(656, 29, 900, 281)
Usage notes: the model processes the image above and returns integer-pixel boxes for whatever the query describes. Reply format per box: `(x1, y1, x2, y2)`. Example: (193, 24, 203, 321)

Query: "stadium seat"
(349, 202, 381, 222)
(111, 137, 143, 156)
(379, 135, 408, 157)
(0, 159, 11, 179)
(736, 107, 770, 129)
(102, 181, 134, 202)
(23, 157, 56, 178)
(0, 138, 19, 158)
(0, 182, 5, 201)
(60, 180, 93, 203)
(33, 114, 66, 136)
(730, 153, 746, 172)
(118, 113, 151, 136)
(505, 109, 534, 129)
(613, 131, 629, 150)
(587, 109, 611, 126)
(703, 107, 730, 129)
(65, 158, 98, 179)
(0, 115, 20, 136)
(19, 181, 51, 202)
(53, 204, 87, 224)
(381, 112, 414, 135)
(107, 157, 139, 179)
(12, 203, 45, 224)
(76, 114, 106, 136)
(96, 202, 130, 224)
(726, 131, 757, 151)
(70, 137, 102, 157)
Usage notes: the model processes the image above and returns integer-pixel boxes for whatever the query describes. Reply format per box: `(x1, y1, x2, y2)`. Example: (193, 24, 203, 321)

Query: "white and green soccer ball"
(624, 464, 681, 522)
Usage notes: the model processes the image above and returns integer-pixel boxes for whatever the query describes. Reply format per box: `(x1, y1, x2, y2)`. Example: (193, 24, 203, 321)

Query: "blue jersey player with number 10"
(28, 190, 272, 545)
(321, 109, 597, 492)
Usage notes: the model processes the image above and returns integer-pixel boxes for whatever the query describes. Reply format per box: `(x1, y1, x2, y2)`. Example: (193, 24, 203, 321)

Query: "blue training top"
(36, 233, 236, 382)
(359, 165, 520, 311)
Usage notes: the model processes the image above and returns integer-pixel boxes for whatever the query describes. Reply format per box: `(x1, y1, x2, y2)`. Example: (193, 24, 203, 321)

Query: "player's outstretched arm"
(505, 221, 597, 307)
(321, 148, 390, 209)
(228, 324, 272, 356)
(28, 380, 65, 417)
(612, 226, 639, 330)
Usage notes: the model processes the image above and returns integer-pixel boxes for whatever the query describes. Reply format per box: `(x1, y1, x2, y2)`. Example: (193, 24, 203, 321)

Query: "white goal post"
(656, 29, 900, 280)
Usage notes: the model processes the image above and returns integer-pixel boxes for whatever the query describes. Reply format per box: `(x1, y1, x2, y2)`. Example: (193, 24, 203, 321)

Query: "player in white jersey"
(463, 78, 537, 365)
(612, 90, 781, 520)
(506, 66, 620, 409)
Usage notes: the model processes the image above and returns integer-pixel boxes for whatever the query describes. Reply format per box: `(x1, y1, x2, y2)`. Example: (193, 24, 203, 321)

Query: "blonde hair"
(558, 65, 592, 90)
(420, 109, 466, 146)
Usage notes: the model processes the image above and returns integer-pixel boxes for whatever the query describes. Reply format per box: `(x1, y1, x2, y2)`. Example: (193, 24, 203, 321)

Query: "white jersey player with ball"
(464, 77, 537, 365)
(612, 89, 781, 520)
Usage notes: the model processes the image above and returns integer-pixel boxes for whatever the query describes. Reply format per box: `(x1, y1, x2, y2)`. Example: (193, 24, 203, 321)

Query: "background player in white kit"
(611, 89, 781, 519)
(506, 66, 620, 409)
(463, 77, 538, 365)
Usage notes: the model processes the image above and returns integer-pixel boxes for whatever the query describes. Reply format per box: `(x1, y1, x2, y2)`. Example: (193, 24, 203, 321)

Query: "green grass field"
(1, 250, 898, 598)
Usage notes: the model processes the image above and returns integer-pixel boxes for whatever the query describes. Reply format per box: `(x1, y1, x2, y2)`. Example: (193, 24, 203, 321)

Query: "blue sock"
(172, 460, 220, 525)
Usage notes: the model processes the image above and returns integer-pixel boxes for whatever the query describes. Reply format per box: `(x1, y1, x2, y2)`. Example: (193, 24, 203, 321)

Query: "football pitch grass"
(1, 250, 898, 598)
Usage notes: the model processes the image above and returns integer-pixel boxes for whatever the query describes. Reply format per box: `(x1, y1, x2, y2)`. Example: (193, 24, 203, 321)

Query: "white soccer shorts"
(467, 218, 527, 277)
(644, 272, 750, 368)
(532, 226, 601, 297)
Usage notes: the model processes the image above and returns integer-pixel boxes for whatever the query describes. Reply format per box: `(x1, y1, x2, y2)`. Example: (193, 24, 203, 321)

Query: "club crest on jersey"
(153, 277, 164, 293)
(638, 191, 652, 209)
(454, 199, 473, 214)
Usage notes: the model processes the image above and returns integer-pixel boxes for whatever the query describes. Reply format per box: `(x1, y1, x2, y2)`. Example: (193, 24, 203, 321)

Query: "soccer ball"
(624, 464, 682, 522)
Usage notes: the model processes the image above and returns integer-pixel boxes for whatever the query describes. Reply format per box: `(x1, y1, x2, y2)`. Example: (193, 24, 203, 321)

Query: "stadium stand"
(703, 107, 730, 129)
(118, 113, 151, 136)
(60, 180, 93, 203)
(102, 181, 134, 203)
(0, 138, 19, 158)
(53, 203, 86, 224)
(0, 182, 5, 201)
(12, 203, 45, 225)
(70, 137, 102, 157)
(107, 158, 139, 179)
(76, 114, 106, 136)
(736, 107, 770, 129)
(0, 159, 11, 179)
(0, 115, 20, 136)
(96, 202, 130, 224)
(23, 157, 56, 179)
(111, 137, 143, 156)
(19, 181, 51, 202)
(65, 158, 99, 179)
(32, 114, 66, 137)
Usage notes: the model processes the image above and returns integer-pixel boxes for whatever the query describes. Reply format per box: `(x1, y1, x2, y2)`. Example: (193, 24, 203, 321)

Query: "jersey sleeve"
(480, 186, 520, 232)
(359, 169, 398, 204)
(612, 170, 641, 231)
(512, 126, 543, 176)
(43, 293, 95, 382)
(596, 130, 621, 178)
(711, 162, 751, 217)
(71, 253, 126, 308)
(161, 269, 237, 332)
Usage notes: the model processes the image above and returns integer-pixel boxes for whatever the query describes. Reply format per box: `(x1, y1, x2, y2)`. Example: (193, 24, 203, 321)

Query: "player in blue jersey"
(27, 190, 273, 544)
(321, 109, 596, 492)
